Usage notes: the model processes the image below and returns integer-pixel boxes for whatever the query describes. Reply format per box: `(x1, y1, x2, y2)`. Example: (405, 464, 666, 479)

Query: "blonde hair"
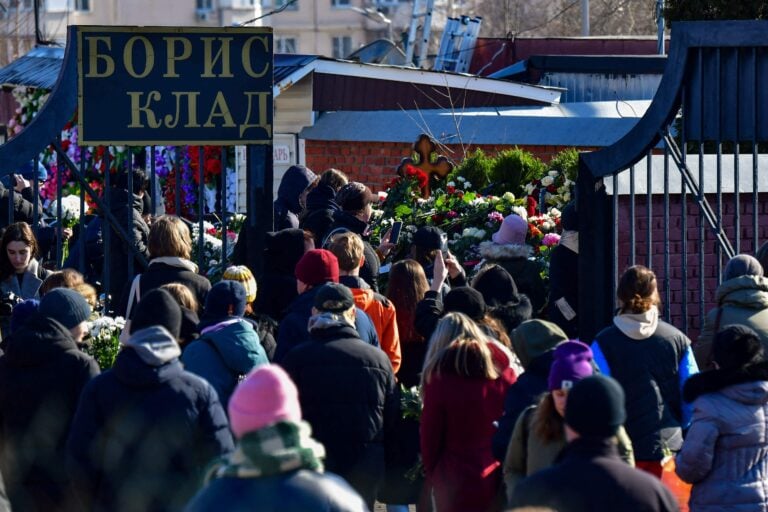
(161, 282, 198, 312)
(73, 282, 97, 309)
(327, 232, 364, 272)
(149, 215, 192, 260)
(421, 312, 498, 387)
(422, 337, 499, 386)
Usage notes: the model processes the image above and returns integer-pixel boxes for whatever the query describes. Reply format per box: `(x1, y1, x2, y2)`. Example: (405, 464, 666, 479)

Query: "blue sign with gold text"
(77, 26, 273, 146)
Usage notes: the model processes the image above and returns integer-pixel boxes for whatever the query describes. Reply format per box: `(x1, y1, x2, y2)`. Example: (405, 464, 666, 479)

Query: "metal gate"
(577, 21, 768, 342)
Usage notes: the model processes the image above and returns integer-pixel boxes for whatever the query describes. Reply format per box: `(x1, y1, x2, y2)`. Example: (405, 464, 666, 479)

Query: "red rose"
(446, 185, 456, 194)
(526, 196, 538, 217)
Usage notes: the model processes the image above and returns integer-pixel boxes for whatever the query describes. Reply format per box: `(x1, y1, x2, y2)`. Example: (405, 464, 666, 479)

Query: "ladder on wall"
(404, 0, 435, 68)
(433, 16, 483, 73)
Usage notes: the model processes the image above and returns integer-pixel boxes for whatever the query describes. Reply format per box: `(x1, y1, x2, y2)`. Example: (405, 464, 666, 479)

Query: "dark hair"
(411, 245, 440, 267)
(387, 259, 429, 344)
(114, 168, 148, 195)
(319, 168, 348, 192)
(0, 222, 39, 280)
(533, 392, 565, 443)
(713, 325, 765, 370)
(617, 265, 660, 314)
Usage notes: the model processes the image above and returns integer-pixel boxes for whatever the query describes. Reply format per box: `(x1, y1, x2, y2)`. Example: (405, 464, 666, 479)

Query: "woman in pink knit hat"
(476, 213, 546, 315)
(185, 365, 368, 512)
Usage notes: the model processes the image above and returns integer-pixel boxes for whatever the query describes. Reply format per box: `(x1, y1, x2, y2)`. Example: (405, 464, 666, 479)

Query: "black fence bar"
(56, 136, 63, 267)
(629, 165, 636, 266)
(150, 145, 157, 219)
(103, 149, 111, 311)
(663, 146, 670, 320)
(197, 146, 204, 271)
(754, 141, 759, 253)
(646, 151, 652, 268)
(681, 147, 688, 334)
(126, 148, 134, 281)
(78, 145, 86, 273)
(716, 143, 723, 282)
(612, 173, 618, 309)
(7, 162, 14, 225)
(221, 148, 228, 264)
(175, 148, 181, 217)
(699, 142, 705, 333)
(32, 156, 39, 234)
(735, 145, 741, 254)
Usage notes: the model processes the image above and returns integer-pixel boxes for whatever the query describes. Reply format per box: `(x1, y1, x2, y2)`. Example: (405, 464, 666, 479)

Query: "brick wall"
(303, 139, 574, 192)
(615, 193, 768, 341)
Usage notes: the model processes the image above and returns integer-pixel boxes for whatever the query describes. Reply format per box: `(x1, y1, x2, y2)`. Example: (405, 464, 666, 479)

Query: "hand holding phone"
(390, 221, 403, 245)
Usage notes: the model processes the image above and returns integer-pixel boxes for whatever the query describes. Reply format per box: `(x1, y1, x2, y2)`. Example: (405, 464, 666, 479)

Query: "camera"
(0, 292, 23, 317)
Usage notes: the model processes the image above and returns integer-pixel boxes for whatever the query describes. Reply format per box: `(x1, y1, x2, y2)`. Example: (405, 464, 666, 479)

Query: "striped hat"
(222, 265, 258, 303)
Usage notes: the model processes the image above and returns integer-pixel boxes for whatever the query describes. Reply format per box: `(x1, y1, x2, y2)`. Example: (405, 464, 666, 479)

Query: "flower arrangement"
(84, 315, 126, 370)
(190, 217, 243, 279)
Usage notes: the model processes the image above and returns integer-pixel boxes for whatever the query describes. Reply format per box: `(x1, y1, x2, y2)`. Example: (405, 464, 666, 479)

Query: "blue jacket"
(184, 469, 369, 512)
(274, 286, 379, 362)
(182, 319, 269, 408)
(67, 347, 234, 512)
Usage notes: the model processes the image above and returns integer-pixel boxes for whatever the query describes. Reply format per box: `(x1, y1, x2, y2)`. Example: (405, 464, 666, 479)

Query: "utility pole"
(581, 0, 589, 36)
(656, 0, 665, 55)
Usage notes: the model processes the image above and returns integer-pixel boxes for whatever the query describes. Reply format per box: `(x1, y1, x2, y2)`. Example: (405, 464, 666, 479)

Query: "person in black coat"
(117, 215, 211, 317)
(509, 375, 679, 512)
(254, 228, 311, 322)
(0, 289, 99, 511)
(274, 165, 316, 231)
(300, 168, 348, 247)
(325, 182, 382, 291)
(67, 289, 233, 512)
(281, 283, 398, 509)
(105, 168, 150, 308)
(547, 203, 579, 338)
(492, 319, 567, 461)
(472, 263, 533, 334)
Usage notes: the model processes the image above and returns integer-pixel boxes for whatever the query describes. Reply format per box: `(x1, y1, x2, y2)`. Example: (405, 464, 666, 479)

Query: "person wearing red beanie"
(274, 249, 380, 362)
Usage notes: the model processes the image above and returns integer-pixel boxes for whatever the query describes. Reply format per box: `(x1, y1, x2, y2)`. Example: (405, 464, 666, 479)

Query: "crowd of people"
(0, 163, 764, 512)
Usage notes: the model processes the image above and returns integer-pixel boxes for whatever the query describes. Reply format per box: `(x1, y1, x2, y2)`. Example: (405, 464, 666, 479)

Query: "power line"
(239, 0, 299, 26)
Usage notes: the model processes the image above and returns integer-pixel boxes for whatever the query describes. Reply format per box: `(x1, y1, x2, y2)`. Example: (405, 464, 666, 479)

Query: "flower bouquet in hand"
(83, 315, 125, 370)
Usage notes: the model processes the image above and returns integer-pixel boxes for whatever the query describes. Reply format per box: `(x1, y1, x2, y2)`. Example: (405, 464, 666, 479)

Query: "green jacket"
(696, 275, 768, 370)
(503, 404, 635, 503)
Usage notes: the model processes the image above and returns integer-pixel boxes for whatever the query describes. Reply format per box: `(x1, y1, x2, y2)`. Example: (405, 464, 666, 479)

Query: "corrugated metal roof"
(0, 46, 65, 90)
(299, 100, 652, 147)
(0, 47, 319, 91)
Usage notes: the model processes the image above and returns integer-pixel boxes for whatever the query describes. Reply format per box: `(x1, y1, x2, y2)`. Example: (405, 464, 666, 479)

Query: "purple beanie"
(548, 340, 594, 391)
(228, 365, 303, 438)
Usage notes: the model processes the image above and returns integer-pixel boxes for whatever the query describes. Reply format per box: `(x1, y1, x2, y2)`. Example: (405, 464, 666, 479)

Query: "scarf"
(149, 256, 199, 273)
(205, 420, 325, 483)
(559, 230, 579, 254)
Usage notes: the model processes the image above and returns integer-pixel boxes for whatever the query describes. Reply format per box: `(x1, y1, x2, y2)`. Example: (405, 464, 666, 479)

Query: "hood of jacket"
(612, 306, 659, 340)
(308, 321, 360, 343)
(511, 319, 567, 368)
(112, 344, 185, 388)
(716, 275, 768, 308)
(200, 319, 264, 374)
(683, 360, 768, 403)
(276, 165, 316, 214)
(490, 294, 533, 332)
(478, 240, 533, 260)
(331, 210, 367, 236)
(264, 228, 305, 274)
(122, 325, 182, 366)
(4, 314, 79, 366)
(305, 184, 339, 211)
(109, 187, 143, 214)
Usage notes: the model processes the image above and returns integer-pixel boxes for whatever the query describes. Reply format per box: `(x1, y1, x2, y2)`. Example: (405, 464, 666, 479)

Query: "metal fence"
(578, 21, 768, 342)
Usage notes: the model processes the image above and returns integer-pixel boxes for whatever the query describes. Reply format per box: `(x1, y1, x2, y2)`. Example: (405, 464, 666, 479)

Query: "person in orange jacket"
(328, 231, 401, 373)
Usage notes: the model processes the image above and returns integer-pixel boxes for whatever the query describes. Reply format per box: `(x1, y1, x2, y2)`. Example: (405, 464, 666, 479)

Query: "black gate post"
(243, 144, 274, 279)
(577, 159, 614, 342)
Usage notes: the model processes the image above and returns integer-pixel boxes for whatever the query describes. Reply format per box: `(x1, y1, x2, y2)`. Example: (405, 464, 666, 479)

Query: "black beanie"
(565, 375, 626, 438)
(472, 265, 519, 307)
(443, 287, 486, 321)
(204, 281, 247, 320)
(39, 288, 91, 329)
(713, 325, 765, 370)
(131, 288, 182, 339)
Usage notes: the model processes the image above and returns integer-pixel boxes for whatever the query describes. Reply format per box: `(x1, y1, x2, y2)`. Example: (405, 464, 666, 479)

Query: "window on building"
(276, 37, 298, 54)
(9, 0, 34, 10)
(262, 0, 297, 10)
(197, 0, 213, 9)
(74, 0, 90, 10)
(331, 0, 350, 6)
(332, 36, 353, 59)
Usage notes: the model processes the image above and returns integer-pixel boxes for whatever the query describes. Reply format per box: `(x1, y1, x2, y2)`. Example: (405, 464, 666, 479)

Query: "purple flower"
(542, 233, 561, 247)
(446, 210, 458, 219)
